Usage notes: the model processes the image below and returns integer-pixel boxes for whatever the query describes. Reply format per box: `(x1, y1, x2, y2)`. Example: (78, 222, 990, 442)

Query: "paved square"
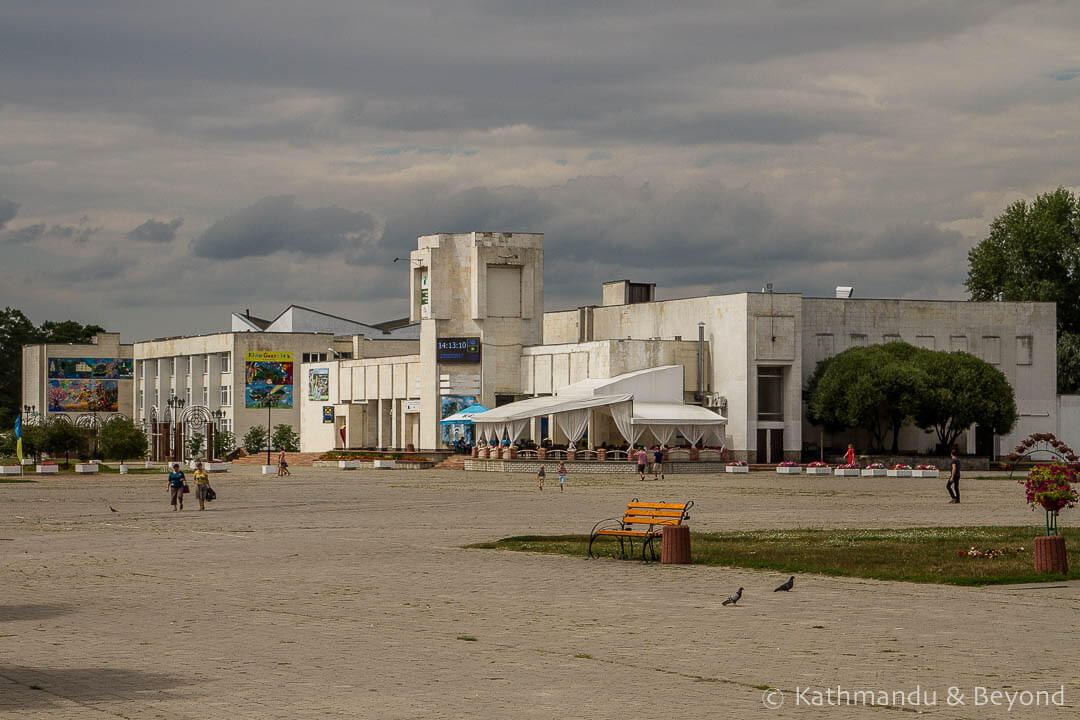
(1, 468, 1077, 718)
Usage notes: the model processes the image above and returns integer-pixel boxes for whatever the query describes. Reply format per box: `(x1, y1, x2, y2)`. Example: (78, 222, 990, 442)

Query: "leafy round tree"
(44, 418, 85, 464)
(965, 187, 1080, 392)
(98, 417, 148, 463)
(272, 424, 300, 452)
(243, 425, 268, 455)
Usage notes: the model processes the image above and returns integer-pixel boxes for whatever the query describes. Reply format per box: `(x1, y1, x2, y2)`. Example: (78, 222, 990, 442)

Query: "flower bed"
(887, 463, 912, 478)
(321, 451, 431, 463)
(834, 462, 860, 477)
(776, 461, 801, 474)
(913, 464, 939, 478)
(725, 460, 748, 473)
(805, 461, 831, 475)
(861, 463, 887, 477)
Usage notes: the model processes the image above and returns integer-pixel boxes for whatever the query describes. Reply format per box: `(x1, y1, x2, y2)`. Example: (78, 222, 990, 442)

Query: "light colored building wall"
(800, 299, 1057, 454)
(22, 332, 135, 422)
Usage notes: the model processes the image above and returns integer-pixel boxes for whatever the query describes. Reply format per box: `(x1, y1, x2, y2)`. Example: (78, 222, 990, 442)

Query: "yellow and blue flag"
(14, 414, 22, 463)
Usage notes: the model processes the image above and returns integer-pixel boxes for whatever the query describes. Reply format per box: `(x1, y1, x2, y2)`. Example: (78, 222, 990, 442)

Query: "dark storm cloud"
(46, 218, 101, 244)
(0, 197, 18, 230)
(127, 218, 184, 243)
(7, 223, 46, 245)
(192, 196, 378, 259)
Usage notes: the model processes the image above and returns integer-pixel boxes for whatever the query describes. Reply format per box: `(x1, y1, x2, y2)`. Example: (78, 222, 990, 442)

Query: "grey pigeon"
(774, 576, 794, 592)
(722, 587, 743, 606)
(109, 506, 118, 513)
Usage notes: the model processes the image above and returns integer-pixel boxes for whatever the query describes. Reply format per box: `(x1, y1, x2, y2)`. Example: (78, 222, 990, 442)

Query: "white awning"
(471, 393, 633, 423)
(631, 402, 726, 425)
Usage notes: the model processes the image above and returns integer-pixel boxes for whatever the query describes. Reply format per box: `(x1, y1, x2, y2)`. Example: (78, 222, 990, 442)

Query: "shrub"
(271, 424, 300, 452)
(242, 425, 268, 455)
(98, 418, 148, 463)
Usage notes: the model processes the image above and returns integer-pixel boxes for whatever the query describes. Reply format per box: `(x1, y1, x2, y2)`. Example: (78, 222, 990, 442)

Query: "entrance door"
(756, 428, 768, 463)
(975, 426, 994, 457)
(769, 428, 784, 464)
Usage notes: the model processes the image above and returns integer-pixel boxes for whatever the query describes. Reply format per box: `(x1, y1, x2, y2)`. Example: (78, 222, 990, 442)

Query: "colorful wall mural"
(47, 380, 120, 412)
(48, 357, 133, 379)
(245, 351, 294, 408)
(309, 368, 329, 401)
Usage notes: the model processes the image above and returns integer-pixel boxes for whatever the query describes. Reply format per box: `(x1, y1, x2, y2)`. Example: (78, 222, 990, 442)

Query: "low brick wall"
(463, 460, 731, 474)
(312, 460, 435, 470)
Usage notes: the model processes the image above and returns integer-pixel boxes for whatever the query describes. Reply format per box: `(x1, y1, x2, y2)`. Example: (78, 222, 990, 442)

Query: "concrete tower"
(409, 232, 544, 450)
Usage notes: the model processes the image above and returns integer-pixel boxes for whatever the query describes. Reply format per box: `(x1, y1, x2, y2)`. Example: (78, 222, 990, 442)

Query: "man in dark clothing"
(946, 446, 960, 503)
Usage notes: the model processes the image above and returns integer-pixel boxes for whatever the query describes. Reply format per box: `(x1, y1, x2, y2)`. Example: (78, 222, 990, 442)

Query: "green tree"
(212, 429, 235, 459)
(98, 417, 148, 463)
(271, 424, 300, 452)
(806, 344, 925, 451)
(186, 432, 205, 459)
(912, 351, 1018, 451)
(965, 187, 1080, 392)
(20, 424, 46, 461)
(43, 418, 85, 463)
(243, 425, 268, 455)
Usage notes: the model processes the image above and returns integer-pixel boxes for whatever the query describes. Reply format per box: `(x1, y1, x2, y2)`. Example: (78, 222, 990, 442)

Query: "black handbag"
(205, 487, 217, 501)
(182, 483, 190, 494)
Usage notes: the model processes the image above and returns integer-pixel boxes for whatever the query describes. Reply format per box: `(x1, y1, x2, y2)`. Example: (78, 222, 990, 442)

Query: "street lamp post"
(265, 395, 275, 466)
(166, 394, 186, 462)
(212, 408, 224, 461)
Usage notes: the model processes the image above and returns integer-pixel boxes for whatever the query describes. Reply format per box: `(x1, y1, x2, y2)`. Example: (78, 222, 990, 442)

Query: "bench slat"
(621, 516, 682, 524)
(627, 502, 690, 510)
(624, 509, 686, 518)
(596, 530, 658, 537)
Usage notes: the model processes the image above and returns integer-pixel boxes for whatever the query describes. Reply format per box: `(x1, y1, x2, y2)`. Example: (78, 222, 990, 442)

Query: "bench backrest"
(622, 500, 693, 528)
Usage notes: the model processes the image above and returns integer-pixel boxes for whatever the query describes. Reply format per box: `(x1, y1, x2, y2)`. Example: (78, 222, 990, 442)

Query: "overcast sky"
(2, 1, 1079, 341)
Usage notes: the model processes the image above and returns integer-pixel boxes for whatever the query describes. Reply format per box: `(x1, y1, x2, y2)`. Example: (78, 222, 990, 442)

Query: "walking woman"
(277, 449, 291, 476)
(193, 461, 211, 511)
(167, 463, 186, 511)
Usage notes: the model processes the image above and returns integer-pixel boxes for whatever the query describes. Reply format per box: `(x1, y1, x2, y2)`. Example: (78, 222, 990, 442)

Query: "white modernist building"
(298, 231, 1058, 460)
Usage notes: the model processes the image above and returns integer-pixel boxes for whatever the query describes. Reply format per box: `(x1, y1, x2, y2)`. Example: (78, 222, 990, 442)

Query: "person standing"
(193, 462, 211, 511)
(167, 463, 186, 512)
(536, 464, 546, 491)
(557, 461, 567, 491)
(635, 447, 648, 481)
(843, 443, 855, 465)
(946, 445, 961, 504)
(652, 445, 665, 481)
(277, 449, 290, 477)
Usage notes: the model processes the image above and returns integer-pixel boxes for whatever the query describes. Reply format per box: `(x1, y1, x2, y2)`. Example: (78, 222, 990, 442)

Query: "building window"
(202, 355, 209, 376)
(185, 387, 192, 404)
(338, 351, 353, 359)
(201, 386, 208, 405)
(302, 352, 329, 363)
(220, 418, 232, 433)
(1016, 336, 1033, 365)
(916, 335, 935, 350)
(220, 353, 231, 373)
(221, 385, 232, 407)
(950, 335, 969, 352)
(982, 336, 1001, 364)
(138, 389, 143, 408)
(849, 333, 868, 348)
(883, 333, 901, 344)
(757, 367, 784, 421)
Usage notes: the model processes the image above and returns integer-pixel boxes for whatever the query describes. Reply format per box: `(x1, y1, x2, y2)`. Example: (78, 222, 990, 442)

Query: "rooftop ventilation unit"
(836, 286, 854, 299)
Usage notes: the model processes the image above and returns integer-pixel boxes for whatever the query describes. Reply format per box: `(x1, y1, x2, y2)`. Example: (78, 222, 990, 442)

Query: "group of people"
(166, 461, 214, 511)
(634, 445, 666, 481)
(536, 460, 568, 491)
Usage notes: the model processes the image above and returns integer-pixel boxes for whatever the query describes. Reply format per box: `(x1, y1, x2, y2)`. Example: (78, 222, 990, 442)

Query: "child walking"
(557, 461, 567, 491)
(536, 464, 545, 491)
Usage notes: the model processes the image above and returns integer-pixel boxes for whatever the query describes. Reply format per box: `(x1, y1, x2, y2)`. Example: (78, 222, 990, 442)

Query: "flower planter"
(805, 467, 832, 475)
(37, 464, 59, 474)
(776, 466, 802, 474)
(0, 465, 23, 475)
(337, 460, 360, 470)
(1033, 535, 1068, 574)
(21, 458, 35, 466)
(861, 469, 887, 477)
(373, 459, 396, 469)
(119, 464, 129, 474)
(261, 465, 276, 475)
(75, 463, 98, 474)
(725, 465, 749, 473)
(912, 469, 939, 478)
(834, 468, 860, 477)
(886, 469, 912, 478)
(205, 462, 231, 472)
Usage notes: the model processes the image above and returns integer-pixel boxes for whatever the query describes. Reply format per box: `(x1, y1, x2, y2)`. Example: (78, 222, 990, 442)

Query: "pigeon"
(722, 587, 743, 606)
(109, 506, 118, 513)
(774, 576, 795, 592)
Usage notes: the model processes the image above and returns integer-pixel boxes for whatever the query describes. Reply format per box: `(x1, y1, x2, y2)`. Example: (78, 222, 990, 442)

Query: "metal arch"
(149, 405, 158, 424)
(47, 413, 72, 424)
(179, 404, 213, 431)
(23, 411, 43, 426)
(75, 413, 100, 429)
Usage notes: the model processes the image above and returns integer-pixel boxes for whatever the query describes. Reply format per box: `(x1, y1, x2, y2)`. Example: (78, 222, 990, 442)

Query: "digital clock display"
(436, 337, 481, 364)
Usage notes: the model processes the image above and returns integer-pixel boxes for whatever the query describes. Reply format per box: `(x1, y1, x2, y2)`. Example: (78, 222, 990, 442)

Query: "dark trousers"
(946, 475, 960, 501)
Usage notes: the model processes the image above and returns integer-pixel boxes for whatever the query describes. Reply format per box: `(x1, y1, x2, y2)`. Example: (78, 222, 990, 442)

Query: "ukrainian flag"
(14, 414, 22, 463)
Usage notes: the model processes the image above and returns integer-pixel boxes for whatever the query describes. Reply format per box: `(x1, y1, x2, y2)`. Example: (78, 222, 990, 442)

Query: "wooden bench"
(588, 499, 694, 561)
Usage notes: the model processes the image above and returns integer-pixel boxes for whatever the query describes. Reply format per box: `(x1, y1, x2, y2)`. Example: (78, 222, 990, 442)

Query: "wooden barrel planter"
(661, 524, 691, 564)
(1033, 535, 1068, 574)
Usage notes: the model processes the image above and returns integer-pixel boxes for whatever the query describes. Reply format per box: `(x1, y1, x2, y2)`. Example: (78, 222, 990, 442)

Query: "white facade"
(22, 332, 135, 423)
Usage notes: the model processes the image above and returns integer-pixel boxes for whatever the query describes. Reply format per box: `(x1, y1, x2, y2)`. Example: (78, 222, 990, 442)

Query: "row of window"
(138, 384, 233, 408)
(815, 333, 1034, 365)
(138, 353, 232, 378)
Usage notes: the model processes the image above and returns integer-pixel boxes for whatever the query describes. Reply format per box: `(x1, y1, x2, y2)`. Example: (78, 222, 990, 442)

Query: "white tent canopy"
(471, 365, 725, 448)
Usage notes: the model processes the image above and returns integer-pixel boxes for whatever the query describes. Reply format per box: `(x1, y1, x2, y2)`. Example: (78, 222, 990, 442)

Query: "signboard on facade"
(420, 270, 431, 319)
(436, 337, 481, 364)
(322, 406, 334, 423)
(308, 367, 329, 400)
(245, 351, 294, 408)
(403, 399, 421, 413)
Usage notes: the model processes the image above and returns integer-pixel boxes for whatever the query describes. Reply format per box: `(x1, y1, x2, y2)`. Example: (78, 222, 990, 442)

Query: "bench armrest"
(589, 516, 625, 536)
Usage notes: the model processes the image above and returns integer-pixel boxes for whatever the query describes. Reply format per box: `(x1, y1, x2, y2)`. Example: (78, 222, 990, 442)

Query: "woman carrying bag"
(193, 461, 215, 511)
(167, 463, 187, 512)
